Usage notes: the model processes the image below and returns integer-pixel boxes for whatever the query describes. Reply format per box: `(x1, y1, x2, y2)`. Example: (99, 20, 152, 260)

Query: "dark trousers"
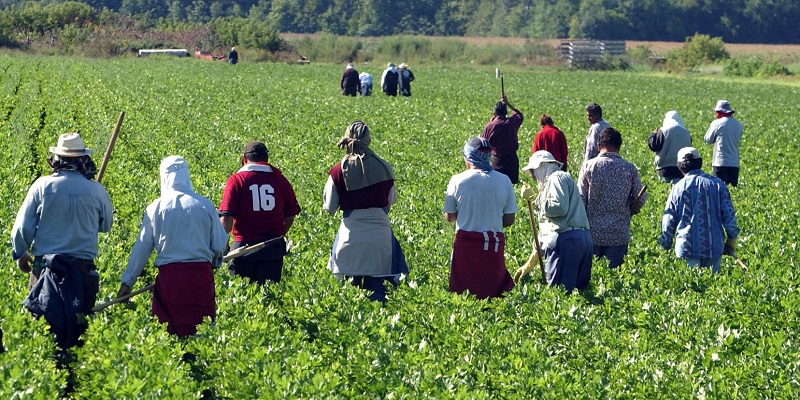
(657, 166, 683, 183)
(349, 276, 397, 302)
(230, 257, 284, 285)
(712, 166, 739, 186)
(593, 244, 629, 269)
(31, 257, 99, 316)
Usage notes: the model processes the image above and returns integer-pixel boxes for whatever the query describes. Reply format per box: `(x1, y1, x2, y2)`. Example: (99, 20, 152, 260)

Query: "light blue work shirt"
(11, 171, 113, 261)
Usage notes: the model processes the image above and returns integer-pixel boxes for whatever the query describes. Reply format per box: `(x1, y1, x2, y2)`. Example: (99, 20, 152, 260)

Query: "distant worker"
(648, 110, 692, 184)
(381, 63, 399, 96)
(341, 63, 360, 96)
(704, 100, 743, 186)
(658, 147, 739, 273)
(219, 141, 301, 285)
(118, 156, 228, 337)
(481, 94, 524, 184)
(578, 128, 647, 269)
(531, 114, 568, 172)
(359, 71, 373, 96)
(12, 133, 113, 348)
(323, 121, 409, 302)
(398, 63, 415, 97)
(444, 137, 516, 299)
(519, 151, 592, 293)
(582, 102, 610, 166)
(228, 47, 238, 64)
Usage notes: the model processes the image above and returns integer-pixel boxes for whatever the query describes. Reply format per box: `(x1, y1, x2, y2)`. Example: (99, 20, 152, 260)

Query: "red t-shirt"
(219, 164, 301, 242)
(328, 163, 394, 210)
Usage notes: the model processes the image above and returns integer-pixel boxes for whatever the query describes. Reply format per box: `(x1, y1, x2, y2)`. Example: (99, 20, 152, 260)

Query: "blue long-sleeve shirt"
(11, 171, 113, 261)
(658, 169, 739, 260)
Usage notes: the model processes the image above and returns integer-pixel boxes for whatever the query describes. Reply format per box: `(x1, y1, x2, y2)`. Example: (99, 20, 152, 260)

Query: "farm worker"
(444, 137, 517, 299)
(582, 102, 610, 167)
(517, 151, 592, 293)
(531, 114, 568, 172)
(578, 127, 647, 269)
(648, 110, 692, 184)
(323, 121, 409, 302)
(218, 141, 301, 284)
(658, 147, 739, 273)
(118, 156, 228, 337)
(341, 63, 360, 96)
(359, 71, 373, 96)
(11, 132, 113, 348)
(397, 63, 415, 97)
(380, 62, 399, 96)
(481, 93, 524, 184)
(228, 47, 238, 64)
(704, 100, 743, 186)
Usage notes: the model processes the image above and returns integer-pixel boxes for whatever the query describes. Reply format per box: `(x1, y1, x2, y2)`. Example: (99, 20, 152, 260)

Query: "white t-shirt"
(444, 169, 517, 232)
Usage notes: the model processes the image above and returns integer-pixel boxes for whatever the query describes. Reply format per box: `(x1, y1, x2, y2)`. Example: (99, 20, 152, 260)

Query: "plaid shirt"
(658, 170, 739, 259)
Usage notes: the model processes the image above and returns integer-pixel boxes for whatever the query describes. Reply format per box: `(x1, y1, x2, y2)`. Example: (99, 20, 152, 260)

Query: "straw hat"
(49, 133, 93, 157)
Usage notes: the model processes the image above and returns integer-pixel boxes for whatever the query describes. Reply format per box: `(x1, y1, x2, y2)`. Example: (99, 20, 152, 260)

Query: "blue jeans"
(593, 244, 628, 269)
(544, 229, 593, 293)
(685, 258, 721, 273)
(349, 276, 397, 302)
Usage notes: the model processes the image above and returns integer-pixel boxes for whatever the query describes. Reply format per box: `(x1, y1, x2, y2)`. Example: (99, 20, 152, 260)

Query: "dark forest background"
(1, 0, 798, 45)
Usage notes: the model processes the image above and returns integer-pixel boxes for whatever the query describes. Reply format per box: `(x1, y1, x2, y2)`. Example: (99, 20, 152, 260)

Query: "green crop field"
(1, 55, 798, 399)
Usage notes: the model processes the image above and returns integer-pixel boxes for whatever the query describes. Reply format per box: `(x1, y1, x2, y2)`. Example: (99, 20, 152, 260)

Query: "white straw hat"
(49, 133, 93, 157)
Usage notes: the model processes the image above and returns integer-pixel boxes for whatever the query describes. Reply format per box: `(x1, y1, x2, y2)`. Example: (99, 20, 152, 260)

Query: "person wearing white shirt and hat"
(704, 100, 743, 186)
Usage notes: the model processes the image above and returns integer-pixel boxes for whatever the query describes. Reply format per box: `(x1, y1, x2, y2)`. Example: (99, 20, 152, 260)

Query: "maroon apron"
(152, 262, 215, 337)
(449, 230, 514, 299)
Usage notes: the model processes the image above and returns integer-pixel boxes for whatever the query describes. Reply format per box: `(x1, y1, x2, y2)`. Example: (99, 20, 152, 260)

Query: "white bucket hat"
(677, 147, 701, 162)
(713, 100, 735, 113)
(49, 132, 94, 157)
(399, 63, 407, 69)
(523, 150, 561, 171)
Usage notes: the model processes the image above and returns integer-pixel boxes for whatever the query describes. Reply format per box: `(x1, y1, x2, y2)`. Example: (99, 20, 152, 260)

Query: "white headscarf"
(533, 163, 562, 191)
(662, 110, 685, 129)
(159, 155, 193, 196)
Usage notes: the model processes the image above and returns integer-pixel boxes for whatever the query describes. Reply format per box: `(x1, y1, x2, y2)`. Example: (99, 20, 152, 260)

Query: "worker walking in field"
(704, 100, 743, 186)
(398, 63, 415, 97)
(658, 147, 739, 273)
(582, 102, 610, 167)
(11, 133, 113, 348)
(341, 63, 360, 96)
(228, 47, 238, 64)
(481, 94, 524, 184)
(531, 114, 568, 172)
(323, 121, 409, 302)
(517, 151, 592, 293)
(381, 63, 399, 96)
(218, 141, 301, 285)
(444, 137, 517, 299)
(578, 128, 647, 269)
(648, 110, 692, 184)
(118, 156, 228, 337)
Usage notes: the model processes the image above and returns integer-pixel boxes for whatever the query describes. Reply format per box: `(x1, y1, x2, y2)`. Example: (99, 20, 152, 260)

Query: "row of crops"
(1, 55, 798, 398)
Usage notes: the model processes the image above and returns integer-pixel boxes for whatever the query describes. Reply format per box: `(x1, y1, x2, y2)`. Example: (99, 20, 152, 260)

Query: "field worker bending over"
(12, 133, 113, 348)
(324, 121, 409, 302)
(658, 147, 739, 273)
(582, 102, 610, 166)
(531, 114, 568, 172)
(444, 137, 517, 299)
(648, 110, 692, 184)
(520, 151, 592, 293)
(219, 141, 301, 285)
(704, 100, 743, 186)
(359, 71, 373, 96)
(578, 128, 647, 269)
(118, 156, 228, 337)
(481, 94, 524, 184)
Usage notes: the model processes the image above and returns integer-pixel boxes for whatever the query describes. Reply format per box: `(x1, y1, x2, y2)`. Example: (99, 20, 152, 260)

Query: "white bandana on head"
(159, 155, 193, 196)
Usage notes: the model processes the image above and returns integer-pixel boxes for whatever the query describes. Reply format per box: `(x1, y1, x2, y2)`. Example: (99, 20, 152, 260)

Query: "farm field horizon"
(1, 54, 798, 398)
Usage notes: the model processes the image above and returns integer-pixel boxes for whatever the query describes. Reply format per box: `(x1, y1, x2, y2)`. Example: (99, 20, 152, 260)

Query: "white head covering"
(662, 110, 685, 129)
(346, 63, 354, 69)
(159, 155, 193, 196)
(523, 151, 563, 189)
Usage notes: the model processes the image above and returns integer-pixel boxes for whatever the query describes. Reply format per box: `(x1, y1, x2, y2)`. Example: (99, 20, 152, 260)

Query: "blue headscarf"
(462, 137, 493, 173)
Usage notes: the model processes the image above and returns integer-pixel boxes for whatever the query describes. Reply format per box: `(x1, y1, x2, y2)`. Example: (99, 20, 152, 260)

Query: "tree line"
(2, 0, 799, 46)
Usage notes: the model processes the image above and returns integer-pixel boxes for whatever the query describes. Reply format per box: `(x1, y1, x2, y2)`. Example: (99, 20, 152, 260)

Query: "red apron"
(449, 230, 514, 299)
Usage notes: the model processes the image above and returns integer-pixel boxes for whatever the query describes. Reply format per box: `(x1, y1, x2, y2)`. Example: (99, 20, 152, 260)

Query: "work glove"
(723, 237, 737, 257)
(520, 182, 536, 202)
(513, 250, 541, 283)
